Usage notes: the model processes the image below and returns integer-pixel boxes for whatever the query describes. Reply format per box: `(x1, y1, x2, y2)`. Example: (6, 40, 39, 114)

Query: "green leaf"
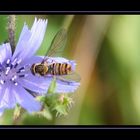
(48, 77, 56, 94)
(41, 106, 53, 120)
(50, 94, 74, 117)
(52, 104, 68, 116)
(36, 95, 46, 103)
(33, 105, 53, 120)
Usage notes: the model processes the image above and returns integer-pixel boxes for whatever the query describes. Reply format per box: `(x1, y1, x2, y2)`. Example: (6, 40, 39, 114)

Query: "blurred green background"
(0, 15, 140, 125)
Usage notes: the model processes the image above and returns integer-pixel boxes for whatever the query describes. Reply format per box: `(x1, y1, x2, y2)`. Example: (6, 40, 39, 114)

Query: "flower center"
(0, 58, 28, 86)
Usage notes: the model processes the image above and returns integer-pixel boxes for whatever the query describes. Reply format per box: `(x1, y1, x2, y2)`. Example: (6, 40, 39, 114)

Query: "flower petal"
(19, 55, 43, 68)
(0, 83, 41, 113)
(13, 84, 42, 113)
(0, 83, 16, 109)
(18, 72, 80, 94)
(55, 79, 80, 93)
(13, 18, 48, 62)
(0, 85, 5, 108)
(0, 85, 7, 116)
(12, 24, 31, 60)
(17, 72, 51, 94)
(0, 43, 12, 64)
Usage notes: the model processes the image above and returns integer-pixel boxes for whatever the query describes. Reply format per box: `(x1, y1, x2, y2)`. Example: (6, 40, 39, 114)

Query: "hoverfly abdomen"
(48, 63, 72, 75)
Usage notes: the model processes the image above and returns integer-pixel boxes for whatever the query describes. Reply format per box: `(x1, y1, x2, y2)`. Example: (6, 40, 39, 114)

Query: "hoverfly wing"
(42, 28, 67, 63)
(56, 72, 81, 83)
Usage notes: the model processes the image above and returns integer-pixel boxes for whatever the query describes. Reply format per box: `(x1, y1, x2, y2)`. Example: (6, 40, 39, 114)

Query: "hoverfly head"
(36, 63, 48, 76)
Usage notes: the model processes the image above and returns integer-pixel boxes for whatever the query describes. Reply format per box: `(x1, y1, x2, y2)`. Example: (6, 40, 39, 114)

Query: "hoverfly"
(30, 28, 81, 83)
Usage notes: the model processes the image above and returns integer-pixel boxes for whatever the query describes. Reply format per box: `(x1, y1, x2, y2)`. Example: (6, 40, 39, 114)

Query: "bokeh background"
(0, 15, 140, 125)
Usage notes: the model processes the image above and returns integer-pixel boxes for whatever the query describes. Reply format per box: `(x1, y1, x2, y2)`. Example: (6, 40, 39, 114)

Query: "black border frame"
(0, 2, 140, 135)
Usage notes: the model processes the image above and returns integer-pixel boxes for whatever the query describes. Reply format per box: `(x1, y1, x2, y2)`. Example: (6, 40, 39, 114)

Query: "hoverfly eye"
(31, 64, 36, 75)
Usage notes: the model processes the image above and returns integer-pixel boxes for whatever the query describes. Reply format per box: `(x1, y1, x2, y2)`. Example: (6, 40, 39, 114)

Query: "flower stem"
(8, 15, 16, 54)
(13, 107, 25, 125)
(62, 15, 75, 29)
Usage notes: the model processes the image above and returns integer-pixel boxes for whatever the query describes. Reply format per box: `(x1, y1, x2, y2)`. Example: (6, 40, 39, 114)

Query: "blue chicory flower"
(0, 17, 80, 116)
(0, 18, 48, 115)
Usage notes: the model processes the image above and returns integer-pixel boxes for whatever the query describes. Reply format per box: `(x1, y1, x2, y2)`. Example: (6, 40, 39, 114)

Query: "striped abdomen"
(48, 63, 71, 75)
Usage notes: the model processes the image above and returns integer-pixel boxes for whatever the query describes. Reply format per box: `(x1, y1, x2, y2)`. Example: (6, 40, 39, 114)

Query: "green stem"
(62, 15, 75, 30)
(8, 15, 16, 53)
(13, 106, 25, 125)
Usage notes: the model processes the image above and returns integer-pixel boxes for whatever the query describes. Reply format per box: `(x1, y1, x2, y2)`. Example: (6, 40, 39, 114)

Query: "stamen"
(11, 75, 17, 81)
(0, 79, 5, 85)
(10, 64, 14, 69)
(11, 58, 17, 65)
(14, 63, 18, 68)
(10, 77, 18, 86)
(14, 82, 18, 86)
(19, 67, 25, 71)
(17, 59, 22, 64)
(5, 67, 11, 75)
(6, 59, 11, 66)
(10, 79, 18, 86)
(18, 75, 25, 77)
(11, 58, 17, 68)
(16, 66, 25, 73)
(14, 59, 22, 68)
(18, 74, 28, 78)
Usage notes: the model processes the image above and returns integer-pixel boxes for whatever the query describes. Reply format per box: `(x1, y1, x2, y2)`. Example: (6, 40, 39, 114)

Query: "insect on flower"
(30, 29, 81, 87)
